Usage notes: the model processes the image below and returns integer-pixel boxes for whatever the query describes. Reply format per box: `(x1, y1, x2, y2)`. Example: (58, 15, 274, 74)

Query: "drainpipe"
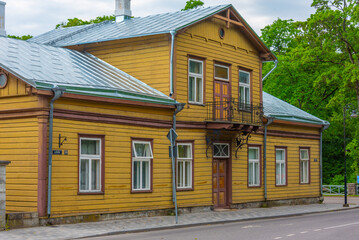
(47, 87, 65, 217)
(171, 102, 185, 224)
(263, 117, 274, 201)
(169, 31, 176, 97)
(262, 60, 278, 82)
(320, 123, 330, 197)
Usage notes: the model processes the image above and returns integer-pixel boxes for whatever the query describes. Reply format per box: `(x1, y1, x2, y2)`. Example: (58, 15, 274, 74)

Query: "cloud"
(3, 0, 315, 37)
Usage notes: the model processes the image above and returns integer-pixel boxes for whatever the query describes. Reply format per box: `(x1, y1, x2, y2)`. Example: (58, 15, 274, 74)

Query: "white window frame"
(214, 64, 230, 81)
(213, 143, 230, 158)
(239, 70, 251, 108)
(132, 140, 153, 191)
(300, 148, 310, 184)
(276, 148, 286, 186)
(176, 143, 193, 189)
(188, 59, 204, 104)
(79, 137, 102, 193)
(248, 146, 260, 186)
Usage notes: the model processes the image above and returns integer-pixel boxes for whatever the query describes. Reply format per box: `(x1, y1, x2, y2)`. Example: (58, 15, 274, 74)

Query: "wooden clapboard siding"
(54, 98, 172, 122)
(82, 34, 171, 96)
(175, 18, 261, 122)
(0, 73, 28, 97)
(0, 118, 39, 213)
(231, 125, 320, 204)
(50, 119, 212, 216)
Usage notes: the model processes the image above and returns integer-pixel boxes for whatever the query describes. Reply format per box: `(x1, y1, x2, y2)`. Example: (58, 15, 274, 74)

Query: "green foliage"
(261, 0, 359, 185)
(7, 35, 33, 40)
(55, 15, 115, 29)
(182, 0, 204, 11)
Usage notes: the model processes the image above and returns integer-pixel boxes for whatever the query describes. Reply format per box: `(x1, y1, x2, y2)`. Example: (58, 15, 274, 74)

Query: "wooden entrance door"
(212, 159, 227, 208)
(214, 81, 230, 121)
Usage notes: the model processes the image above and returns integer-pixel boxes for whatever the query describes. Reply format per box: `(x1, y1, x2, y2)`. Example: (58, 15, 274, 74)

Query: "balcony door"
(214, 81, 230, 121)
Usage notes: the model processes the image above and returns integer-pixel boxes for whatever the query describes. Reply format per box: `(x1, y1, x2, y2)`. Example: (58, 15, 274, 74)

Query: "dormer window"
(188, 59, 204, 104)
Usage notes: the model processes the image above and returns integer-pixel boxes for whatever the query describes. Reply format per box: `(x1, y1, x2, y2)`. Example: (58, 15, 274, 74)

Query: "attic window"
(0, 73, 7, 89)
(219, 28, 225, 39)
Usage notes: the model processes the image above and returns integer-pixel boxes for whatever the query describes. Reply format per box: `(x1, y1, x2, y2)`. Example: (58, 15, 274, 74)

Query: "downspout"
(263, 117, 274, 202)
(320, 123, 330, 198)
(262, 60, 278, 82)
(169, 30, 176, 97)
(171, 102, 185, 224)
(47, 87, 65, 217)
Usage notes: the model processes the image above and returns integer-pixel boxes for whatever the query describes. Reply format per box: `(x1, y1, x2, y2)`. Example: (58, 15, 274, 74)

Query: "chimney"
(0, 1, 6, 37)
(115, 0, 131, 22)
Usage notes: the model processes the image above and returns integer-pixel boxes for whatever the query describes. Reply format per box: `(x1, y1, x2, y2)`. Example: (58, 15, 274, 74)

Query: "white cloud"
(3, 0, 315, 37)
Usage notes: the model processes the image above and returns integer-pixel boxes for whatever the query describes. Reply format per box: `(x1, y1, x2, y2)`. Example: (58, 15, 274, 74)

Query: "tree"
(182, 0, 204, 11)
(7, 35, 33, 40)
(55, 15, 115, 29)
(261, 0, 359, 185)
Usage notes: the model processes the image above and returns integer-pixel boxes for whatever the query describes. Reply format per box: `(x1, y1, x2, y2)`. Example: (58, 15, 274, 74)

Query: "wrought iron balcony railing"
(206, 98, 263, 125)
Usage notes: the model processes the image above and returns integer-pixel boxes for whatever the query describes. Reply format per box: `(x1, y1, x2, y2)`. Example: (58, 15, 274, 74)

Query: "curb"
(77, 205, 359, 239)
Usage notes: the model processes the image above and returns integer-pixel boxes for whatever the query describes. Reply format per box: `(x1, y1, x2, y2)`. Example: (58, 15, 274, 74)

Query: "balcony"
(206, 99, 263, 129)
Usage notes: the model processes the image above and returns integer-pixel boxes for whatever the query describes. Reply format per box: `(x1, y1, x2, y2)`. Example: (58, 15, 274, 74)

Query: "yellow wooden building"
(0, 2, 329, 225)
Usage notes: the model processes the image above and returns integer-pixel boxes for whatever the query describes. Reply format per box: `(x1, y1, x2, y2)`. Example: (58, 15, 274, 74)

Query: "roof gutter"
(170, 102, 185, 224)
(263, 117, 274, 202)
(47, 87, 65, 218)
(169, 30, 176, 97)
(262, 60, 278, 82)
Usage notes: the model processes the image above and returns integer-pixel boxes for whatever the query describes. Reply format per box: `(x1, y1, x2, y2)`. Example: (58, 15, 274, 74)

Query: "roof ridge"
(46, 20, 112, 46)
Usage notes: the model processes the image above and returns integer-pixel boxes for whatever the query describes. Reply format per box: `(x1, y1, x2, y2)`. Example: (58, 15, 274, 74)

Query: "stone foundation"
(230, 197, 321, 209)
(6, 197, 321, 229)
(0, 161, 10, 231)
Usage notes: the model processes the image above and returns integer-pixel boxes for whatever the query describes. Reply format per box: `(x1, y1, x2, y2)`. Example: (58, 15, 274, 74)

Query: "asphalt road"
(85, 208, 359, 240)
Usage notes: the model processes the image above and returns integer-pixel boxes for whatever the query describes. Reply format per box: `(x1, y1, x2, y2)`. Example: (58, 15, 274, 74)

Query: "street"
(86, 208, 359, 240)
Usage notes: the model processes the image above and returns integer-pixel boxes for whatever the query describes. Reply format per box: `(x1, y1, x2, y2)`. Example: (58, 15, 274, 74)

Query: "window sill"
(131, 189, 153, 193)
(275, 184, 287, 187)
(300, 182, 310, 185)
(188, 102, 206, 107)
(248, 185, 261, 188)
(176, 187, 194, 192)
(78, 191, 104, 195)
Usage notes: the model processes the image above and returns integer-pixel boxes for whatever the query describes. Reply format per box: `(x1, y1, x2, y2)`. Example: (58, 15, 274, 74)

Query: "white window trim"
(132, 140, 153, 191)
(79, 137, 102, 193)
(248, 147, 260, 186)
(300, 149, 309, 184)
(188, 58, 204, 104)
(239, 70, 251, 107)
(276, 148, 286, 186)
(176, 143, 193, 189)
(213, 143, 230, 158)
(214, 64, 230, 81)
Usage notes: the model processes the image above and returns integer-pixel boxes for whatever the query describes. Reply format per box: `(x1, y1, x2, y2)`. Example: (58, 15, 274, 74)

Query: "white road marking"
(287, 234, 295, 237)
(241, 225, 260, 229)
(314, 229, 322, 231)
(300, 231, 308, 234)
(324, 221, 359, 230)
(274, 237, 282, 239)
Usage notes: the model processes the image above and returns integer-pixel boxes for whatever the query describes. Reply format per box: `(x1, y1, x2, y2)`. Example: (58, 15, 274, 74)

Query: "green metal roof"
(0, 36, 177, 106)
(263, 92, 329, 126)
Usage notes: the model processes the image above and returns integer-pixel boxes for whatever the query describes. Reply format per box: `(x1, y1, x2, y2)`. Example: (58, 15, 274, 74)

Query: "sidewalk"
(0, 197, 357, 240)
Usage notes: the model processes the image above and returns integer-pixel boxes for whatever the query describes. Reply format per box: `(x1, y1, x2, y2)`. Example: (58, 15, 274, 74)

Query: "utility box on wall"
(0, 161, 10, 230)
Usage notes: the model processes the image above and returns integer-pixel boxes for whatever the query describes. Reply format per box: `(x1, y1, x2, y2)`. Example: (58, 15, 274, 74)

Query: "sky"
(3, 0, 316, 37)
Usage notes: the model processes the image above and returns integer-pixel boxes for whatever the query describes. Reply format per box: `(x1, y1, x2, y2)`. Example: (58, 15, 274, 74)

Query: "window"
(300, 148, 310, 184)
(132, 140, 153, 191)
(248, 147, 260, 186)
(188, 59, 203, 104)
(79, 137, 103, 193)
(213, 143, 230, 158)
(275, 148, 286, 186)
(239, 70, 250, 109)
(177, 143, 193, 189)
(214, 64, 229, 81)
